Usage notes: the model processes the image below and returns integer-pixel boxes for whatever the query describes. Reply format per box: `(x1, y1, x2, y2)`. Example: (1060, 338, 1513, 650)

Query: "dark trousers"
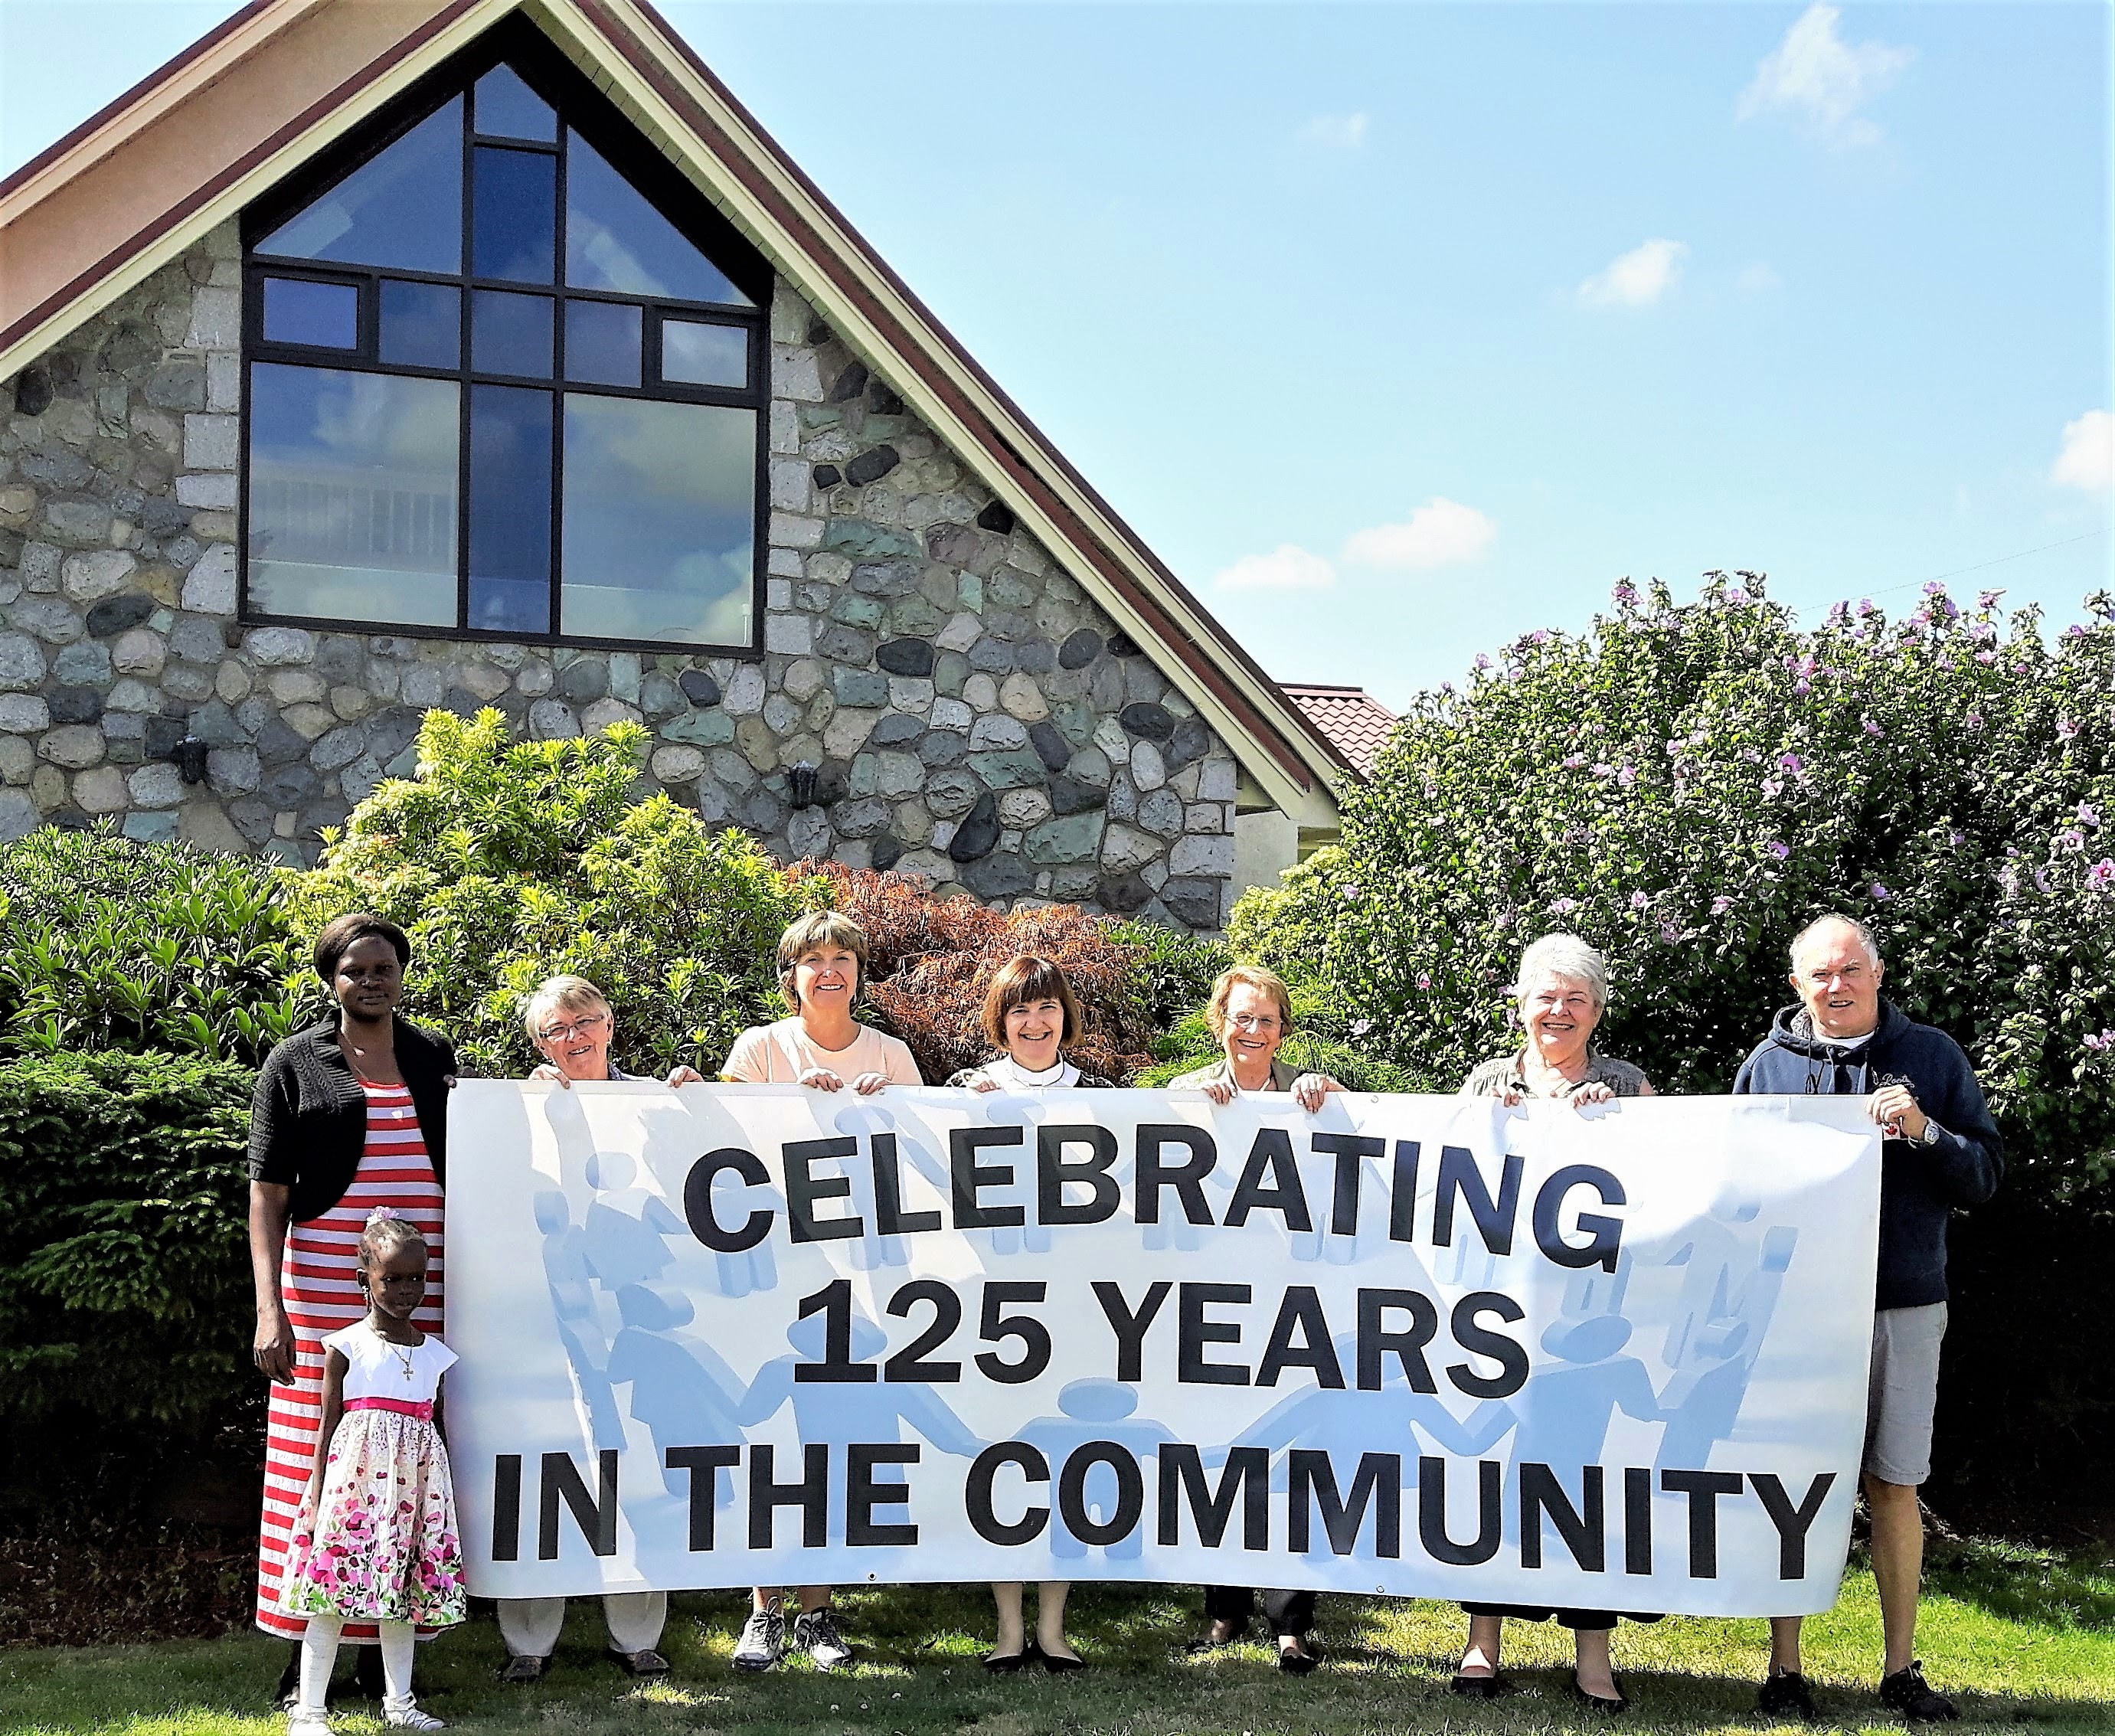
(1205, 1584, 1316, 1640)
(1463, 1603, 1663, 1634)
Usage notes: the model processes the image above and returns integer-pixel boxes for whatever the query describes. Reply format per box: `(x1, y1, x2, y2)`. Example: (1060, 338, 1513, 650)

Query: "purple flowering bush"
(1236, 573, 2115, 1198)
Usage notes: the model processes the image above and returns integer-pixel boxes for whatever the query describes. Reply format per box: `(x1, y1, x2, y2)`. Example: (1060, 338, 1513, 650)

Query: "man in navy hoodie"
(1734, 914, 2002, 1723)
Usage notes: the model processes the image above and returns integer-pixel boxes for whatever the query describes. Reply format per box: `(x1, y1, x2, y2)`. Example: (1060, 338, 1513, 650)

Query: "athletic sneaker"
(286, 1711, 332, 1735)
(1879, 1662, 1960, 1722)
(381, 1705, 446, 1731)
(733, 1608, 786, 1672)
(794, 1607, 854, 1671)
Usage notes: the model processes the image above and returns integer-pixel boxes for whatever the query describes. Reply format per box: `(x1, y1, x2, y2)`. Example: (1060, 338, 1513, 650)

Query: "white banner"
(444, 1083, 1878, 1615)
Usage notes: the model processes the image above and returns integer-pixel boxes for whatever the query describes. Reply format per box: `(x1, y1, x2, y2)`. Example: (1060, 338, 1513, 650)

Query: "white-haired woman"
(1452, 932, 1656, 1711)
(499, 975, 693, 1684)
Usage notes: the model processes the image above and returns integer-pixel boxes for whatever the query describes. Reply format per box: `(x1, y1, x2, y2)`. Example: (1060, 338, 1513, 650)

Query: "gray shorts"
(1865, 1302, 1947, 1486)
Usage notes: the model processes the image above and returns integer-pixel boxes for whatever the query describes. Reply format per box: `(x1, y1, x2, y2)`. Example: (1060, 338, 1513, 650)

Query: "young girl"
(950, 954, 1119, 1671)
(282, 1210, 465, 1731)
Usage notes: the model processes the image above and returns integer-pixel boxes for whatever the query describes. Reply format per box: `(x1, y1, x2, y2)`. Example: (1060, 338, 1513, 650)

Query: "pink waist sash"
(345, 1396, 433, 1420)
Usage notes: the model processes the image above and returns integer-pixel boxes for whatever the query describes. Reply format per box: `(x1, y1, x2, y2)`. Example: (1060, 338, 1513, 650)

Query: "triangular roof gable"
(0, 0, 1346, 822)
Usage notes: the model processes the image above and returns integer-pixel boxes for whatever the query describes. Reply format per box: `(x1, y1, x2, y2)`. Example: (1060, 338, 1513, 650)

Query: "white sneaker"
(382, 1703, 445, 1730)
(794, 1607, 853, 1672)
(732, 1607, 786, 1672)
(286, 1711, 332, 1735)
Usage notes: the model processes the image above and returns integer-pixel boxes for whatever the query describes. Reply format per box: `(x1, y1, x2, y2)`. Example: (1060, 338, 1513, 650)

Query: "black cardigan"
(247, 1015, 458, 1223)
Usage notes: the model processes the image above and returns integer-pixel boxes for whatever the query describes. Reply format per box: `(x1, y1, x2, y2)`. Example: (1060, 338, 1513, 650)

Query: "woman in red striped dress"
(247, 913, 457, 1708)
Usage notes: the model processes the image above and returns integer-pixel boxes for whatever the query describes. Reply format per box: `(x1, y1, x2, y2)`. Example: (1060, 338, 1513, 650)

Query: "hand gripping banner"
(445, 1084, 1879, 1615)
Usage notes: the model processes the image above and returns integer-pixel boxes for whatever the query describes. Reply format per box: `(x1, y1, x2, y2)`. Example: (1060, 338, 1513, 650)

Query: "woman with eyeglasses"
(1168, 964, 1342, 1672)
(495, 975, 695, 1685)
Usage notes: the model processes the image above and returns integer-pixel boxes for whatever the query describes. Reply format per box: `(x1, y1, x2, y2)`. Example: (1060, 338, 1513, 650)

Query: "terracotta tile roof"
(1280, 684, 1397, 777)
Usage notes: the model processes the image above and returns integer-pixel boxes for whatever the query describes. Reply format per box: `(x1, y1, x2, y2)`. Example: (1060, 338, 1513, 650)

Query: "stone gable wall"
(0, 222, 1240, 930)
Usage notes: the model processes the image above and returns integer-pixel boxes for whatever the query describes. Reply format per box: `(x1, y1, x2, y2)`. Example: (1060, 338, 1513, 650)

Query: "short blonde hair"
(1205, 965, 1295, 1042)
(522, 974, 610, 1040)
(777, 911, 871, 1009)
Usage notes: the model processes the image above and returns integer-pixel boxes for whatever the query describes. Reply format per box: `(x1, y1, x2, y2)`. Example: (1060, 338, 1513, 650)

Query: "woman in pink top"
(718, 911, 922, 1670)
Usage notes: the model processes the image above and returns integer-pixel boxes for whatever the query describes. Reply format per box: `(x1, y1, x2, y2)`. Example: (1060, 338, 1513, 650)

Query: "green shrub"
(293, 709, 817, 1077)
(1240, 576, 2115, 1199)
(0, 1052, 256, 1430)
(0, 828, 314, 1062)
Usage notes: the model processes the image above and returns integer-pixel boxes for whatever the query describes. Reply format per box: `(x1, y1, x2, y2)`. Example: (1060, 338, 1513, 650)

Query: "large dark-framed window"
(238, 23, 773, 654)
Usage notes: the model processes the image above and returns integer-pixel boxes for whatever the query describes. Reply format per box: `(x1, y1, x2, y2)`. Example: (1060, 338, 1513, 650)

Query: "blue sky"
(4, 2, 2107, 708)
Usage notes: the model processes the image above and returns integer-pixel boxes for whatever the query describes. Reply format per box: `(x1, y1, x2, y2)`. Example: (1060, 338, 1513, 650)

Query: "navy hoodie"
(1733, 999, 2002, 1310)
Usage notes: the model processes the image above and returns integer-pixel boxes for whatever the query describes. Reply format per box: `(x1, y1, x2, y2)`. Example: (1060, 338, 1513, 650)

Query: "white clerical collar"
(989, 1055, 1079, 1090)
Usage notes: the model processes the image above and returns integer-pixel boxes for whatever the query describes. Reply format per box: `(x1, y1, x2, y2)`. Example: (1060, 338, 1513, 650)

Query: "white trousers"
(497, 1593, 668, 1659)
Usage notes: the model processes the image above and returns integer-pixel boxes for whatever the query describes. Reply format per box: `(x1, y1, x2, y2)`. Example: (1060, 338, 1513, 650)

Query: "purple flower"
(1548, 897, 1580, 915)
(1341, 883, 1361, 901)
(1416, 972, 1433, 990)
(2082, 803, 2103, 827)
(1630, 891, 1650, 910)
(1863, 718, 1884, 737)
(2059, 829, 2086, 852)
(1949, 831, 1964, 847)
(1966, 710, 1984, 729)
(1767, 840, 1790, 861)
(1711, 895, 1734, 916)
(1474, 653, 1492, 672)
(1976, 650, 1998, 665)
(2058, 717, 2080, 740)
(1979, 590, 2002, 610)
(2086, 1031, 2114, 1052)
(1493, 910, 1514, 930)
(1563, 754, 1587, 770)
(1923, 580, 1946, 596)
(1659, 918, 1682, 943)
(1760, 778, 1783, 799)
(1778, 753, 1805, 776)
(1593, 761, 1617, 778)
(1351, 1017, 1374, 1037)
(1612, 579, 1639, 606)
(2088, 858, 2115, 891)
(1870, 882, 1891, 901)
(1617, 764, 1638, 788)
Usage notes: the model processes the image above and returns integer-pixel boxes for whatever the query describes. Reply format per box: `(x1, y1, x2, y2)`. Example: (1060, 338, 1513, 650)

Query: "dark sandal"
(498, 1653, 546, 1685)
(1450, 1672, 1511, 1699)
(613, 1647, 670, 1679)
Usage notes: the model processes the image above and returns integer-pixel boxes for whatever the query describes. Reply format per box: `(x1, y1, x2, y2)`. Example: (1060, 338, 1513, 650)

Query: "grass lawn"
(4, 1541, 2111, 1735)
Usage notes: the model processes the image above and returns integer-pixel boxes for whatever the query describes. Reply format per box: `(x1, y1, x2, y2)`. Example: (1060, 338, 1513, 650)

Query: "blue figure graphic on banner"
(825, 1100, 950, 1273)
(532, 1188, 626, 1451)
(582, 1150, 688, 1290)
(1653, 1218, 1800, 1471)
(604, 1283, 748, 1506)
(1019, 1380, 1178, 1564)
(737, 1311, 982, 1544)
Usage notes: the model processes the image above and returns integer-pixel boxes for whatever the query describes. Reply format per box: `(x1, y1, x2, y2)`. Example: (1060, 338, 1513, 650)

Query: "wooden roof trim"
(0, 0, 503, 369)
(573, 0, 1347, 797)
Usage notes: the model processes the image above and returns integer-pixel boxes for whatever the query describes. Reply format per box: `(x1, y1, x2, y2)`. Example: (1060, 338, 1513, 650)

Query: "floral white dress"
(280, 1320, 466, 1628)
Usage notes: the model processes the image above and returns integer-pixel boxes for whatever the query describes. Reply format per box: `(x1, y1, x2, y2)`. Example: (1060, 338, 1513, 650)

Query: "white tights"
(299, 1617, 416, 1714)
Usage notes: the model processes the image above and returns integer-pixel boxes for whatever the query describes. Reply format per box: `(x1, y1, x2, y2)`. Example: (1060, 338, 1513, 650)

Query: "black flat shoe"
(1183, 1620, 1247, 1654)
(1041, 1648, 1087, 1674)
(1277, 1643, 1320, 1676)
(1450, 1672, 1511, 1699)
(982, 1648, 1034, 1673)
(1571, 1676, 1630, 1715)
(1757, 1669, 1817, 1720)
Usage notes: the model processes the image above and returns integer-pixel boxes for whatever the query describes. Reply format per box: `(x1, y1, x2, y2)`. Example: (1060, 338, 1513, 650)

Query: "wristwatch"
(1919, 1119, 1943, 1146)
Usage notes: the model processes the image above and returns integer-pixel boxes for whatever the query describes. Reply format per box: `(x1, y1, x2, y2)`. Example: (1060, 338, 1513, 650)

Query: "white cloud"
(1214, 544, 1336, 590)
(1737, 2, 1914, 149)
(1577, 237, 1688, 308)
(2051, 410, 2113, 495)
(1301, 111, 1369, 149)
(1735, 261, 1784, 293)
(1342, 499, 1497, 570)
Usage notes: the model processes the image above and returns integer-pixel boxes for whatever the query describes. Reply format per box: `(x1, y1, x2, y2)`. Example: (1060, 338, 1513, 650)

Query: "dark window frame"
(237, 17, 772, 659)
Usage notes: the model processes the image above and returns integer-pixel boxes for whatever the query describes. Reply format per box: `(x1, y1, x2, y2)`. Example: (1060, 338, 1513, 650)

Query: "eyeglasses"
(538, 1012, 610, 1043)
(1230, 1013, 1282, 1032)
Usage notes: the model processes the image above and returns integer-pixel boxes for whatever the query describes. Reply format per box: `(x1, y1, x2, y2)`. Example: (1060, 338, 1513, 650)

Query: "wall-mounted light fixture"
(788, 760, 819, 810)
(174, 736, 210, 785)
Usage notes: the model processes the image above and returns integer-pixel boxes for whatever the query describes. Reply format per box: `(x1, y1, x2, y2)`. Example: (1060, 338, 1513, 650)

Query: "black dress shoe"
(273, 1647, 301, 1710)
(1277, 1642, 1320, 1676)
(982, 1646, 1034, 1673)
(1757, 1669, 1818, 1720)
(1449, 1672, 1511, 1699)
(1571, 1676, 1630, 1715)
(1878, 1662, 1959, 1723)
(498, 1653, 546, 1685)
(1041, 1646, 1088, 1675)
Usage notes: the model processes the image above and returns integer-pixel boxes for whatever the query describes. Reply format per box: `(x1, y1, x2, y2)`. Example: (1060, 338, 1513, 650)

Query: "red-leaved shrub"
(791, 862, 1156, 1085)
